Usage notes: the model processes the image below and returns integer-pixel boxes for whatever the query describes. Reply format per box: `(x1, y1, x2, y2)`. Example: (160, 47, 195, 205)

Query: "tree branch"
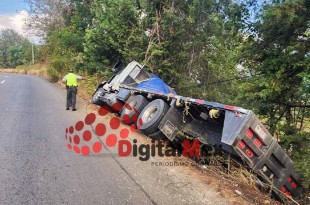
(281, 103, 310, 108)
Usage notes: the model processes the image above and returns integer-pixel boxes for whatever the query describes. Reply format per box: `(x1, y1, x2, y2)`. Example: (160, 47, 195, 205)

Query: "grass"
(0, 63, 106, 101)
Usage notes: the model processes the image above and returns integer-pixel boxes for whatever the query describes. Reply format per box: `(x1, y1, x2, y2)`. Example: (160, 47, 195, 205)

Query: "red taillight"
(246, 149, 253, 157)
(254, 139, 262, 147)
(280, 186, 286, 192)
(246, 129, 253, 138)
(292, 182, 297, 188)
(224, 105, 236, 110)
(195, 99, 205, 104)
(238, 141, 245, 149)
(285, 192, 292, 197)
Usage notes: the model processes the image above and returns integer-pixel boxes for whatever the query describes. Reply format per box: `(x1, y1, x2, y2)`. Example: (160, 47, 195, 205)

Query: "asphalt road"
(0, 74, 231, 205)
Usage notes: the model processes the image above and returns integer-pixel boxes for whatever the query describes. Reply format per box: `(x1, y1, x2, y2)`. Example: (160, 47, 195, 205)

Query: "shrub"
(50, 57, 68, 72)
(47, 67, 59, 82)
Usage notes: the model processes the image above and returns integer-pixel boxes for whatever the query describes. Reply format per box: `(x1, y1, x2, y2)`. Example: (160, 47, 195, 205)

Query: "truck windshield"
(122, 66, 150, 86)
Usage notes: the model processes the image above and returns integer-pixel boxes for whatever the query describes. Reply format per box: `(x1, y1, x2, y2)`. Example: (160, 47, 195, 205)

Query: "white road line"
(1, 80, 5, 84)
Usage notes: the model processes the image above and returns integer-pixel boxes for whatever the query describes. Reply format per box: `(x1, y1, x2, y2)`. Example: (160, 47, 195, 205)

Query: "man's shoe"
(72, 108, 77, 111)
(66, 108, 69, 110)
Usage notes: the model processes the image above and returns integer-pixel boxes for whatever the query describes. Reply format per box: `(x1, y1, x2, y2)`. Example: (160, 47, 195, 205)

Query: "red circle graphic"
(122, 114, 131, 124)
(120, 128, 129, 139)
(73, 146, 80, 154)
(69, 126, 74, 134)
(75, 121, 84, 131)
(67, 143, 72, 150)
(93, 142, 102, 153)
(132, 114, 138, 123)
(139, 118, 143, 126)
(111, 102, 123, 112)
(73, 135, 80, 145)
(85, 113, 96, 125)
(110, 117, 120, 130)
(95, 123, 106, 136)
(81, 146, 90, 156)
(106, 134, 117, 147)
(124, 103, 132, 110)
(83, 130, 92, 141)
(98, 106, 110, 116)
(130, 124, 137, 132)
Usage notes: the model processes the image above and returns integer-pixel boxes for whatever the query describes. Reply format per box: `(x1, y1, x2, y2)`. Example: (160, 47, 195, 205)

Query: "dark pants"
(66, 86, 77, 109)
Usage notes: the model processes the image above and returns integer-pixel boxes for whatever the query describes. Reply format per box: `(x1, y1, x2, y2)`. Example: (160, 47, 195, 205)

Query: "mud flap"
(158, 107, 184, 141)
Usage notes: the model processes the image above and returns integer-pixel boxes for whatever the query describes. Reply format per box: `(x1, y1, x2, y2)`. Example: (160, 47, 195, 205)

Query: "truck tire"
(120, 95, 148, 124)
(137, 99, 169, 138)
(91, 88, 105, 106)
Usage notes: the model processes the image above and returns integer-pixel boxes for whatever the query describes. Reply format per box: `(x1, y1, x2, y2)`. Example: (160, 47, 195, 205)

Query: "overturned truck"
(91, 61, 302, 200)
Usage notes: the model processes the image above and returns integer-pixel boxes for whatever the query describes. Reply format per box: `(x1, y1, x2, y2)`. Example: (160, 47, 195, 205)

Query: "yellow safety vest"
(66, 73, 78, 86)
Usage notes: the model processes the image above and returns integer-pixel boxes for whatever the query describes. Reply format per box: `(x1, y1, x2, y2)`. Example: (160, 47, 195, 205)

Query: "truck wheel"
(137, 99, 169, 138)
(120, 95, 148, 124)
(91, 88, 105, 106)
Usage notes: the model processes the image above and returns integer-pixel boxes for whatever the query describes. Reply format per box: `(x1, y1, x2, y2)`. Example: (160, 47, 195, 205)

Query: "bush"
(79, 75, 99, 95)
(280, 132, 310, 191)
(47, 67, 59, 82)
(50, 57, 68, 72)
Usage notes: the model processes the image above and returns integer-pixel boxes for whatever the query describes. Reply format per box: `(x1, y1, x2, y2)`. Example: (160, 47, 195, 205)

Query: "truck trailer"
(91, 61, 302, 201)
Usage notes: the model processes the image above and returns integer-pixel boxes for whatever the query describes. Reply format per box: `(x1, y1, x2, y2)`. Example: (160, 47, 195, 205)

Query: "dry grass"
(0, 63, 98, 102)
(0, 63, 48, 77)
(0, 68, 26, 74)
(197, 154, 277, 204)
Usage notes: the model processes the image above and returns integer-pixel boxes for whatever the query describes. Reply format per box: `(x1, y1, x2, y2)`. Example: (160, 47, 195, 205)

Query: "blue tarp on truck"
(135, 75, 177, 95)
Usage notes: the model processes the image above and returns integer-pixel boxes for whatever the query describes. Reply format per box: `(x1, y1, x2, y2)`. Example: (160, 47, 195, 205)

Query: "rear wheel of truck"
(91, 88, 105, 106)
(137, 99, 169, 140)
(120, 95, 148, 125)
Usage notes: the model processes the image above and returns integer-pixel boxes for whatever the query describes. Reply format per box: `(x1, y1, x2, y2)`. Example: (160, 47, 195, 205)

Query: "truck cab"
(92, 61, 148, 106)
(92, 61, 174, 107)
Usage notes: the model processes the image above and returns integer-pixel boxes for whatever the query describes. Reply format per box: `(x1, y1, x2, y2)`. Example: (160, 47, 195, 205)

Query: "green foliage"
(0, 29, 38, 68)
(83, 0, 145, 74)
(238, 0, 309, 133)
(50, 57, 68, 72)
(47, 67, 59, 82)
(238, 0, 310, 192)
(281, 132, 310, 189)
(140, 0, 249, 103)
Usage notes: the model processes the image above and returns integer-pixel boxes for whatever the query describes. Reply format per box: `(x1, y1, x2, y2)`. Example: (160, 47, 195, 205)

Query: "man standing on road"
(62, 68, 86, 111)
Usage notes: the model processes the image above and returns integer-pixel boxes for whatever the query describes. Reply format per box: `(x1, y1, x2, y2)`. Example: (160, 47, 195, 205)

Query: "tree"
(25, 0, 70, 37)
(239, 0, 310, 133)
(0, 29, 23, 67)
(239, 0, 310, 190)
(83, 0, 146, 74)
(142, 0, 250, 102)
(0, 29, 35, 68)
